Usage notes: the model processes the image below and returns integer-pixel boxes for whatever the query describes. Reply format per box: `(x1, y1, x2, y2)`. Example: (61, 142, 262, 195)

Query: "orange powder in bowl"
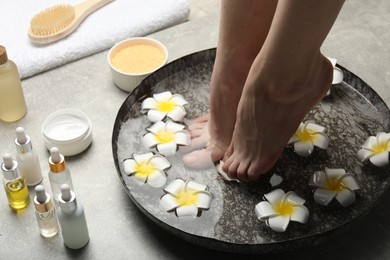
(111, 44, 166, 75)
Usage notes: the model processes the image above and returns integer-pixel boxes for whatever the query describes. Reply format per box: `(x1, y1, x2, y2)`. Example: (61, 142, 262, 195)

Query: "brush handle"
(74, 0, 114, 20)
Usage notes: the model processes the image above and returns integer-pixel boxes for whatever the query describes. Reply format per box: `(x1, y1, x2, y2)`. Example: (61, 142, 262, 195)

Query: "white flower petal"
(332, 67, 344, 84)
(369, 152, 389, 167)
(312, 132, 329, 150)
(160, 194, 180, 211)
(141, 97, 157, 110)
(377, 132, 390, 144)
(157, 142, 177, 156)
(340, 175, 360, 191)
(142, 133, 159, 149)
(167, 106, 186, 122)
(309, 171, 329, 188)
(294, 141, 314, 156)
(176, 204, 198, 218)
(357, 148, 373, 162)
(170, 95, 188, 106)
(174, 131, 191, 146)
(147, 169, 167, 188)
(335, 188, 356, 207)
(288, 135, 299, 145)
(164, 179, 185, 195)
(133, 152, 154, 163)
(290, 205, 309, 224)
(325, 168, 345, 179)
(267, 215, 290, 232)
(285, 191, 305, 205)
(153, 91, 172, 101)
(147, 109, 167, 122)
(123, 159, 137, 175)
(255, 201, 277, 220)
(306, 122, 326, 133)
(147, 121, 166, 134)
(361, 136, 376, 149)
(194, 191, 212, 209)
(149, 155, 171, 171)
(133, 173, 147, 186)
(313, 188, 337, 206)
(263, 189, 285, 206)
(165, 120, 185, 132)
(186, 180, 207, 191)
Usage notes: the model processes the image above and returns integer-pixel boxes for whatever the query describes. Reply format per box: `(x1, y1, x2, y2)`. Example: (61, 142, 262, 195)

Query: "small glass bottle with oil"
(1, 153, 30, 210)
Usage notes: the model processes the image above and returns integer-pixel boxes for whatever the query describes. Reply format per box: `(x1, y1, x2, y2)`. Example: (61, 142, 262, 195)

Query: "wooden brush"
(28, 0, 113, 44)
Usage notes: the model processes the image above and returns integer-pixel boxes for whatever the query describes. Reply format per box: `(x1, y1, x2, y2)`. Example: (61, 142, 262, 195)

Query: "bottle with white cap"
(1, 153, 30, 209)
(48, 147, 74, 202)
(15, 127, 43, 186)
(57, 184, 90, 249)
(34, 185, 60, 237)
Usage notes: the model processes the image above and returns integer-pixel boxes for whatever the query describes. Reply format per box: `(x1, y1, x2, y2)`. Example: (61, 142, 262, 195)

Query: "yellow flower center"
(371, 141, 390, 155)
(155, 130, 175, 144)
(325, 176, 344, 192)
(135, 162, 155, 176)
(273, 200, 295, 217)
(156, 99, 176, 113)
(296, 129, 316, 142)
(176, 190, 198, 206)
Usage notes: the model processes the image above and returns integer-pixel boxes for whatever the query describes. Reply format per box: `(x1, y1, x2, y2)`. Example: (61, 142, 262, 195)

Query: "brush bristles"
(30, 4, 75, 36)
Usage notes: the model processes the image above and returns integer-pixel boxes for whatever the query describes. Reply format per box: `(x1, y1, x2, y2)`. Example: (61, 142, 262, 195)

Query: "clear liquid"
(0, 60, 27, 122)
(4, 178, 30, 209)
(35, 208, 60, 237)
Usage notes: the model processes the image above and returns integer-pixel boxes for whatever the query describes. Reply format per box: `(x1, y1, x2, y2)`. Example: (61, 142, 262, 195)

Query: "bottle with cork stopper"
(57, 184, 90, 249)
(34, 185, 60, 237)
(48, 147, 74, 202)
(15, 127, 43, 186)
(0, 45, 27, 122)
(1, 153, 30, 210)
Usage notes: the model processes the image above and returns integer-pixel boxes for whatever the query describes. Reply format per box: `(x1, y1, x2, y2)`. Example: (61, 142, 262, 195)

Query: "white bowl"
(107, 37, 168, 92)
(42, 109, 92, 156)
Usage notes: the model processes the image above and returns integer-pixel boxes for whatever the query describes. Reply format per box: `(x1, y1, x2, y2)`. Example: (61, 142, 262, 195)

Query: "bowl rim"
(107, 37, 169, 76)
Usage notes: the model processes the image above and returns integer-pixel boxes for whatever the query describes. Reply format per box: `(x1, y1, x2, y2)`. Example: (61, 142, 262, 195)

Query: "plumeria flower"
(143, 120, 190, 156)
(141, 91, 188, 122)
(309, 167, 360, 207)
(357, 132, 390, 167)
(255, 189, 309, 233)
(123, 152, 171, 188)
(288, 121, 330, 157)
(160, 178, 213, 219)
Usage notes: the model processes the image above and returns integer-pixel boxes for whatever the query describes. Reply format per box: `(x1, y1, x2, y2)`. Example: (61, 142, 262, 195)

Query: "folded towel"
(0, 0, 190, 79)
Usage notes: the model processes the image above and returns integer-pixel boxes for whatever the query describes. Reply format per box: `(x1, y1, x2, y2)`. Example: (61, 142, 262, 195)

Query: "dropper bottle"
(34, 185, 60, 237)
(15, 127, 43, 186)
(48, 147, 74, 202)
(0, 45, 27, 122)
(57, 184, 90, 249)
(1, 153, 30, 210)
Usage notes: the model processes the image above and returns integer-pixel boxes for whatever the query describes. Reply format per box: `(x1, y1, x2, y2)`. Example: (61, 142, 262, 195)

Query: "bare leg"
(183, 0, 277, 168)
(223, 0, 345, 180)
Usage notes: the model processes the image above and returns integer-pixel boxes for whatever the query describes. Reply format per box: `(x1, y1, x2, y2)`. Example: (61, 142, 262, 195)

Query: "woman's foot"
(222, 53, 334, 181)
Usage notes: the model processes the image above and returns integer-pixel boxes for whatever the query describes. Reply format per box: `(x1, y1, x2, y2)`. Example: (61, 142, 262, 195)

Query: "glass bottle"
(1, 153, 30, 210)
(0, 45, 27, 122)
(48, 147, 74, 202)
(15, 127, 43, 186)
(57, 184, 90, 249)
(34, 185, 60, 237)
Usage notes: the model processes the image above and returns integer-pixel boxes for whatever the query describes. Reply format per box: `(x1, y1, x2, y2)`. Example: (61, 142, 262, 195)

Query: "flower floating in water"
(255, 189, 309, 232)
(141, 91, 188, 122)
(123, 152, 171, 188)
(309, 167, 360, 207)
(160, 178, 213, 219)
(357, 132, 390, 167)
(288, 121, 330, 157)
(143, 120, 190, 156)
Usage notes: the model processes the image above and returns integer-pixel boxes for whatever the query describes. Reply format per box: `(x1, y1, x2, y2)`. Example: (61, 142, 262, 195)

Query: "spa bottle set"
(0, 45, 27, 122)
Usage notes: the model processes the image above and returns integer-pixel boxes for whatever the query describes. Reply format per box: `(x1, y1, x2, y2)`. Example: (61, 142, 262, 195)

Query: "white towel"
(0, 0, 190, 79)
